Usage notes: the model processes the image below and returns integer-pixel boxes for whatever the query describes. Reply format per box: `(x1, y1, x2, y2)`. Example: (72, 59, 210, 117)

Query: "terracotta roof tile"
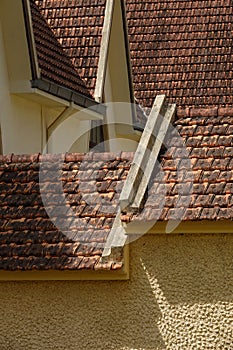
(126, 0, 233, 109)
(35, 0, 106, 95)
(1, 106, 233, 271)
(30, 0, 91, 98)
(33, 1, 233, 113)
(0, 153, 133, 271)
(125, 110, 233, 223)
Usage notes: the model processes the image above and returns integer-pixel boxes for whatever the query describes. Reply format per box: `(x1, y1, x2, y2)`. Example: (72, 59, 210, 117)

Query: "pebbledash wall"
(0, 233, 232, 350)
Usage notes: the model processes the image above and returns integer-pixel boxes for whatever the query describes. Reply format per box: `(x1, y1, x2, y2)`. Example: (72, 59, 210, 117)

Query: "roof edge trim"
(124, 220, 233, 235)
(22, 0, 40, 80)
(94, 0, 114, 102)
(0, 269, 129, 281)
(31, 78, 106, 115)
(120, 0, 136, 114)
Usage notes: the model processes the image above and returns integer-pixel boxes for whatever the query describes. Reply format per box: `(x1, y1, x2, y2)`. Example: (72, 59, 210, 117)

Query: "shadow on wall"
(139, 233, 233, 349)
(0, 233, 232, 350)
(141, 233, 233, 304)
(0, 256, 164, 350)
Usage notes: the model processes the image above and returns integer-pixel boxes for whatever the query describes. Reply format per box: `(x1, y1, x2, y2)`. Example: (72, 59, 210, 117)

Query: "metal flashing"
(31, 79, 106, 115)
(22, 0, 40, 80)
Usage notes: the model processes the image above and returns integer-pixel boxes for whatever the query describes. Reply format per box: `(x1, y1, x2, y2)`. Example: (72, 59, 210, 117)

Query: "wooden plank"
(102, 210, 128, 257)
(102, 96, 175, 256)
(120, 95, 167, 211)
(120, 96, 176, 212)
(131, 103, 176, 210)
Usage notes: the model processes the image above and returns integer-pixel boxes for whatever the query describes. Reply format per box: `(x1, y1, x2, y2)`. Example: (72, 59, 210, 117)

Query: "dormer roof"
(35, 0, 106, 96)
(30, 0, 91, 98)
(20, 0, 103, 110)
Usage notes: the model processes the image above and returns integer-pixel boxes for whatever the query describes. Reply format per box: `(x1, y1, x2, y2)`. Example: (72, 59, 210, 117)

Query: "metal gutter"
(22, 0, 105, 115)
(31, 79, 105, 115)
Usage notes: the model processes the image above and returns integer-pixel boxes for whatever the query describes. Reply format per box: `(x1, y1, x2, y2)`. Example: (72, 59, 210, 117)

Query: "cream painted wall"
(1, 95, 93, 154)
(0, 22, 11, 153)
(47, 112, 91, 154)
(0, 7, 93, 156)
(102, 0, 139, 153)
(0, 20, 91, 155)
(0, 0, 137, 155)
(0, 233, 232, 350)
(0, 23, 40, 154)
(107, 0, 131, 105)
(103, 92, 139, 152)
(0, 0, 32, 93)
(2, 95, 42, 154)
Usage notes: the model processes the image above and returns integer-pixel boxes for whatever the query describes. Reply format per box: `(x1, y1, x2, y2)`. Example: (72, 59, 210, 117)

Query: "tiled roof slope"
(35, 0, 106, 95)
(30, 0, 91, 98)
(126, 0, 233, 109)
(0, 110, 232, 270)
(0, 153, 132, 271)
(122, 109, 233, 223)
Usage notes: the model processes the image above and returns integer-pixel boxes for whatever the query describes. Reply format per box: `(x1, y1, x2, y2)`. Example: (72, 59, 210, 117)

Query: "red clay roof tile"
(34, 1, 233, 113)
(126, 110, 233, 224)
(35, 0, 106, 95)
(1, 2, 233, 271)
(0, 153, 132, 271)
(1, 108, 233, 271)
(126, 0, 233, 109)
(30, 0, 91, 98)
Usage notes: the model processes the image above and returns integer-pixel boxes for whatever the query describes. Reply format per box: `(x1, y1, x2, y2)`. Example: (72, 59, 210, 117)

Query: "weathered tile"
(126, 0, 233, 109)
(35, 0, 106, 96)
(31, 1, 91, 97)
(0, 153, 135, 271)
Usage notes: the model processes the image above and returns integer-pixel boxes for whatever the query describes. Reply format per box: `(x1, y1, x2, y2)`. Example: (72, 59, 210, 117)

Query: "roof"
(0, 152, 132, 271)
(123, 108, 233, 224)
(126, 0, 233, 109)
(33, 0, 233, 110)
(0, 110, 232, 271)
(30, 0, 92, 98)
(1, 2, 232, 273)
(35, 0, 106, 96)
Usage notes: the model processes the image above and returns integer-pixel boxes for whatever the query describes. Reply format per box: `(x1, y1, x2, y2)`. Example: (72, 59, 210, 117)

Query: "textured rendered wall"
(0, 233, 232, 350)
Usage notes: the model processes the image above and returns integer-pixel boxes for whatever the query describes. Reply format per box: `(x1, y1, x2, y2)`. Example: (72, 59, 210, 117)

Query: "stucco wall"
(0, 233, 232, 350)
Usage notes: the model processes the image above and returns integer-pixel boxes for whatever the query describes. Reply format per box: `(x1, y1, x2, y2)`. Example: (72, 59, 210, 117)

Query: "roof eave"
(31, 78, 106, 115)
